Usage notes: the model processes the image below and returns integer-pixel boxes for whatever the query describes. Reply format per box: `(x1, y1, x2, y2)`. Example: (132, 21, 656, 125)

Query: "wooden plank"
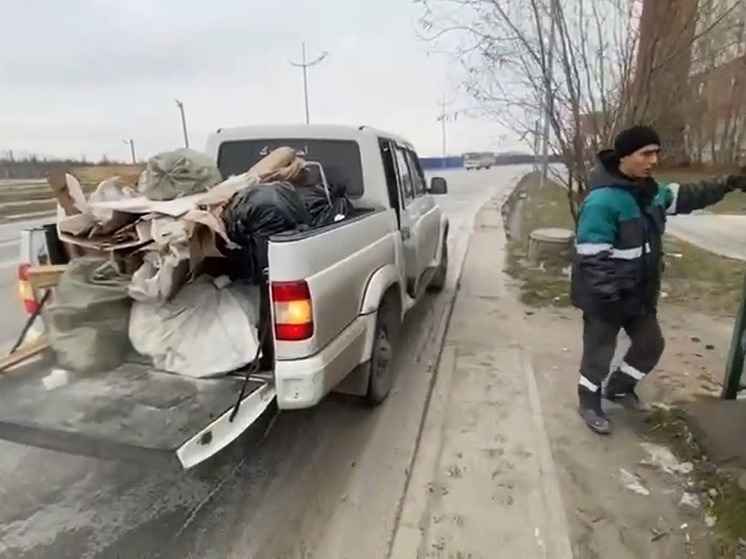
(27, 265, 66, 290)
(0, 338, 49, 373)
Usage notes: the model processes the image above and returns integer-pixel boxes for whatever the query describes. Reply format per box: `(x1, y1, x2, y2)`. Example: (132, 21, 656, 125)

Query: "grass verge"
(662, 236, 745, 317)
(646, 407, 746, 557)
(504, 173, 575, 307)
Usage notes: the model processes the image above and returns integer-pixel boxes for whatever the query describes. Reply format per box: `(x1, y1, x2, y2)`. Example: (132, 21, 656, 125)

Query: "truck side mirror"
(429, 177, 448, 195)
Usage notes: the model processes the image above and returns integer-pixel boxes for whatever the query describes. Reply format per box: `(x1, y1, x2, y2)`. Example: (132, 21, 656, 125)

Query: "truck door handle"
(401, 227, 411, 240)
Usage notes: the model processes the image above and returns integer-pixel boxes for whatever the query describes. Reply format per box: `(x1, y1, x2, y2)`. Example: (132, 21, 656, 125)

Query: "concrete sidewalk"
(390, 199, 573, 558)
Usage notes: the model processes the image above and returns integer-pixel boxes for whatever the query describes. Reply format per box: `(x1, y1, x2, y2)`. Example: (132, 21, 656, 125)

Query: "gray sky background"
(0, 0, 518, 161)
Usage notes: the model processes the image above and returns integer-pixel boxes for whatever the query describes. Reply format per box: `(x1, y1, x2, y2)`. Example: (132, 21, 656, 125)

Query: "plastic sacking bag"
(221, 182, 310, 282)
(141, 148, 222, 201)
(44, 257, 133, 373)
(296, 182, 354, 227)
(129, 276, 262, 378)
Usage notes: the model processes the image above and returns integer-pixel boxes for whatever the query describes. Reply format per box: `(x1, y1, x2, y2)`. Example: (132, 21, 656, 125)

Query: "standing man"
(570, 125, 746, 434)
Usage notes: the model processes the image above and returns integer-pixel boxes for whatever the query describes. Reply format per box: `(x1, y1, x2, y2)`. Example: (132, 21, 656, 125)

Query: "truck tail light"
(271, 280, 314, 341)
(17, 263, 39, 314)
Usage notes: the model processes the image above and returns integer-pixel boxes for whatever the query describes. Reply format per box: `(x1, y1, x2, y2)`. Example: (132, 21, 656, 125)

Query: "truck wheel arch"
(360, 264, 402, 318)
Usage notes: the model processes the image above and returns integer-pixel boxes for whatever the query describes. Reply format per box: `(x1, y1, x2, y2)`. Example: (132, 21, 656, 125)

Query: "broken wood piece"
(26, 265, 67, 290)
(0, 338, 49, 373)
(47, 171, 82, 216)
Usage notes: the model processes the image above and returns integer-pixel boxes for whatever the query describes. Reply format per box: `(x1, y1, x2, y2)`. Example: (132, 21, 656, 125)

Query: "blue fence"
(419, 154, 563, 170)
(419, 156, 464, 170)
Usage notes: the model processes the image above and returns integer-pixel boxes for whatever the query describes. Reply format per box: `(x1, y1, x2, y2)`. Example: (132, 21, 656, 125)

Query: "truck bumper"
(275, 313, 375, 409)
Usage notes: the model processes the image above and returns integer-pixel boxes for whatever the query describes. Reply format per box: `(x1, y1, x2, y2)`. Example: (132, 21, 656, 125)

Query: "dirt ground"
(517, 304, 737, 558)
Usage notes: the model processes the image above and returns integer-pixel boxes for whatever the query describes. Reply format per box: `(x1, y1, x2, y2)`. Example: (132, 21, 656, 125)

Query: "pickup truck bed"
(0, 356, 268, 466)
(6, 206, 386, 469)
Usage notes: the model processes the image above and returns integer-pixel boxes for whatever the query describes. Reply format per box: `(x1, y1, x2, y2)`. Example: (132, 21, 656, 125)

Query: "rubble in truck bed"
(43, 145, 355, 379)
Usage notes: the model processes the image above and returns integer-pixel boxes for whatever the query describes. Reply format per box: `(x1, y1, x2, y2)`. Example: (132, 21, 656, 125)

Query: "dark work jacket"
(570, 151, 732, 320)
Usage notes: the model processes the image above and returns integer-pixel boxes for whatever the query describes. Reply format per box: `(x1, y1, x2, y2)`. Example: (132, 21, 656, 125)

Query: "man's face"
(619, 144, 660, 179)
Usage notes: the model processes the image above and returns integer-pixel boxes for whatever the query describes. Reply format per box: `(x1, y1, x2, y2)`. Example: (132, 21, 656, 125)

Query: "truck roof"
(209, 124, 416, 151)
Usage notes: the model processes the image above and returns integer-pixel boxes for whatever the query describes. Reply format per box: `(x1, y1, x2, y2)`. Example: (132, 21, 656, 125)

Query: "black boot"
(604, 369, 650, 412)
(578, 386, 611, 435)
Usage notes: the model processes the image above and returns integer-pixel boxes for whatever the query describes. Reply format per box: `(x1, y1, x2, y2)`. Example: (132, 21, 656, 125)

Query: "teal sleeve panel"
(576, 192, 618, 244)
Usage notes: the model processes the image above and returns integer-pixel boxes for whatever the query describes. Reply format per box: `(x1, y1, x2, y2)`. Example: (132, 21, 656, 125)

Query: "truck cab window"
(406, 150, 427, 196)
(378, 139, 402, 220)
(393, 147, 414, 203)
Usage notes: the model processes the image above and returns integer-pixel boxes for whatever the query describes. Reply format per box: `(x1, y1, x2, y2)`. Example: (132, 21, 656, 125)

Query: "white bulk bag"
(129, 276, 261, 378)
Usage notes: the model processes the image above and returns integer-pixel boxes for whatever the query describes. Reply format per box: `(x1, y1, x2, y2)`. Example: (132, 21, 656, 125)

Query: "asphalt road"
(0, 166, 529, 559)
(667, 213, 746, 261)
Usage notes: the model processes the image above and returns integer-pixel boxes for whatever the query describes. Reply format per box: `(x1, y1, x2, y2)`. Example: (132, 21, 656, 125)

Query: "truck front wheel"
(364, 295, 399, 406)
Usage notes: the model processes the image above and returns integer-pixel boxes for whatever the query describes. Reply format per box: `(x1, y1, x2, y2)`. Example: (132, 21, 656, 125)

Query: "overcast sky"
(0, 0, 519, 162)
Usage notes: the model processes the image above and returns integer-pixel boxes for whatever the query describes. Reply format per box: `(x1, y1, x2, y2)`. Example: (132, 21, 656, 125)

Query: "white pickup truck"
(5, 124, 450, 469)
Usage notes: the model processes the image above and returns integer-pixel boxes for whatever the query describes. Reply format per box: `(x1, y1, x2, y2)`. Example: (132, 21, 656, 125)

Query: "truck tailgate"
(0, 356, 275, 469)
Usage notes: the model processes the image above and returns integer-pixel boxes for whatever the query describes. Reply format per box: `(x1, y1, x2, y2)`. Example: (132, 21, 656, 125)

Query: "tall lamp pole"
(175, 99, 190, 148)
(539, 0, 559, 186)
(123, 138, 136, 163)
(289, 42, 329, 124)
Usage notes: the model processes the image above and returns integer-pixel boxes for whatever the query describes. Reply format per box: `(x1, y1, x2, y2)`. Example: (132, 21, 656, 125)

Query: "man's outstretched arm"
(662, 173, 746, 215)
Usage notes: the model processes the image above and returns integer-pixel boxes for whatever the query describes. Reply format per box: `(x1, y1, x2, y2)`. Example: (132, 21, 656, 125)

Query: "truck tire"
(364, 295, 398, 406)
(427, 238, 448, 293)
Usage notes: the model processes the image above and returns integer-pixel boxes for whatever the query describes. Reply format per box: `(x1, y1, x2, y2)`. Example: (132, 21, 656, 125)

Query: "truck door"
(404, 149, 441, 272)
(391, 144, 428, 296)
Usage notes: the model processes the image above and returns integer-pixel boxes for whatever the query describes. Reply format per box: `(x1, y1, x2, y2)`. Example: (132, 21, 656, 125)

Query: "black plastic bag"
(222, 182, 310, 282)
(296, 182, 354, 227)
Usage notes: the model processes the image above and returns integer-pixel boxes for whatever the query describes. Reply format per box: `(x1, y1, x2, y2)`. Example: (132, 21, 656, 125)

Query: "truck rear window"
(217, 139, 364, 198)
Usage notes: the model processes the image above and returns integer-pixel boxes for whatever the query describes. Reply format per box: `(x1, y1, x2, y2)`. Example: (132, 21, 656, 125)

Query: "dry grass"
(504, 173, 575, 307)
(504, 172, 746, 315)
(72, 164, 144, 188)
(0, 164, 145, 221)
(645, 407, 746, 557)
(662, 236, 745, 316)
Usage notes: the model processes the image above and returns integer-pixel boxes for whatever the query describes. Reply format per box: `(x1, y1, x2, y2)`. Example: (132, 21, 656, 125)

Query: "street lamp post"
(539, 0, 559, 186)
(175, 99, 190, 148)
(437, 95, 453, 168)
(289, 42, 329, 124)
(123, 139, 136, 164)
(437, 97, 465, 169)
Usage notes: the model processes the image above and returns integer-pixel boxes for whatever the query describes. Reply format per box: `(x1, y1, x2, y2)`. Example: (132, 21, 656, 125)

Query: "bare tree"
(687, 2, 746, 166)
(416, 0, 740, 219)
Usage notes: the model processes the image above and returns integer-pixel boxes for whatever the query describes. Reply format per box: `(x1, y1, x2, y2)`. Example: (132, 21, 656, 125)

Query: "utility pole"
(539, 0, 559, 186)
(123, 139, 136, 164)
(437, 94, 455, 168)
(289, 42, 329, 124)
(175, 99, 190, 148)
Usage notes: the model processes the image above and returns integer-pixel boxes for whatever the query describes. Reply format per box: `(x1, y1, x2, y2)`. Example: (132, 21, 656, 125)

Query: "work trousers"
(578, 312, 665, 399)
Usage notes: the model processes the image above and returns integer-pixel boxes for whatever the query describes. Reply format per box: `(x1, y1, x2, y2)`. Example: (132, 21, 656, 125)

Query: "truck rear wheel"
(427, 238, 448, 293)
(364, 296, 398, 406)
